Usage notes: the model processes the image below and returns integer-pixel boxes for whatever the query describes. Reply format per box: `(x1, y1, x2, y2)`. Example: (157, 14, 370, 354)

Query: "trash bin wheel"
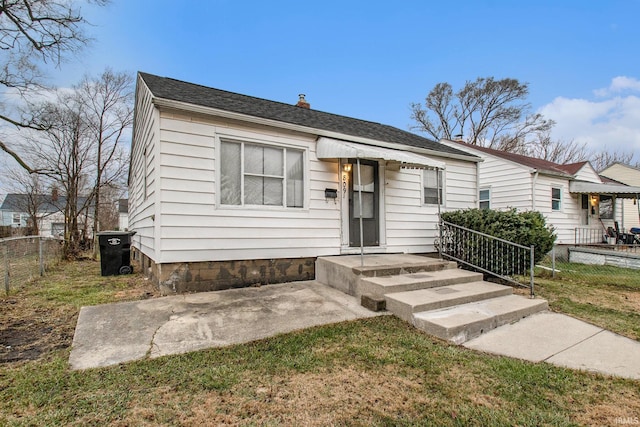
(119, 265, 133, 275)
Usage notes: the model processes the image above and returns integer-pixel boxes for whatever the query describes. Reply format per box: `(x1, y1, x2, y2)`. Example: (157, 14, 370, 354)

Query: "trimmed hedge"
(441, 208, 556, 265)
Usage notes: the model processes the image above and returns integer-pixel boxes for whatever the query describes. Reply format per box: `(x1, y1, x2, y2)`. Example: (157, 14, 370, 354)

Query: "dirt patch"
(0, 260, 160, 365)
(0, 298, 75, 364)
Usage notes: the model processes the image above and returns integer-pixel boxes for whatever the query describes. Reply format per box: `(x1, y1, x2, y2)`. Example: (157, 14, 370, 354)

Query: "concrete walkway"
(464, 312, 640, 380)
(70, 281, 640, 380)
(69, 281, 381, 370)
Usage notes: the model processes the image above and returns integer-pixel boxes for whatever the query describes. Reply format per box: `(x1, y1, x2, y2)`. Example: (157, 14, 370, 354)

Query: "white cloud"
(593, 76, 640, 97)
(538, 78, 640, 162)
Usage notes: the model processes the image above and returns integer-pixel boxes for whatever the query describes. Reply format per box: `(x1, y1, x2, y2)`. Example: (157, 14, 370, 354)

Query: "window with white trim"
(551, 187, 562, 211)
(479, 188, 490, 210)
(423, 169, 444, 205)
(220, 140, 304, 208)
(12, 213, 21, 225)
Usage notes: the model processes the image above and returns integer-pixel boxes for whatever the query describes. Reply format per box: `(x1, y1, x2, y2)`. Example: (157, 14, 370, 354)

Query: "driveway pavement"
(69, 281, 381, 370)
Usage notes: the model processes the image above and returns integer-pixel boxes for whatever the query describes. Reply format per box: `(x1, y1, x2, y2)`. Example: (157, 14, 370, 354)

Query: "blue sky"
(12, 0, 640, 170)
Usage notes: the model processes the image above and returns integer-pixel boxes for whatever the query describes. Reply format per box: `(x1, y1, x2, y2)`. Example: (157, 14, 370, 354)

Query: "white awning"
(316, 137, 445, 169)
(569, 180, 640, 198)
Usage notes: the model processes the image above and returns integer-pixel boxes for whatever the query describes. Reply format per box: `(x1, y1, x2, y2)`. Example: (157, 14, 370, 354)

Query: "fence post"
(39, 237, 45, 276)
(4, 243, 9, 295)
(551, 246, 556, 278)
(529, 245, 535, 298)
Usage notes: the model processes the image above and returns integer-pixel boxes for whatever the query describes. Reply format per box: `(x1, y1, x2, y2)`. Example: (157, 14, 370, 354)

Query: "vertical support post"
(551, 246, 556, 278)
(529, 244, 535, 298)
(39, 237, 45, 276)
(357, 158, 364, 267)
(436, 167, 442, 260)
(4, 243, 9, 295)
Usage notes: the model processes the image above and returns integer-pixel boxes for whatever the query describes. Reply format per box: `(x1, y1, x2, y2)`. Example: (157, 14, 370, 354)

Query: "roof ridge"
(138, 72, 391, 129)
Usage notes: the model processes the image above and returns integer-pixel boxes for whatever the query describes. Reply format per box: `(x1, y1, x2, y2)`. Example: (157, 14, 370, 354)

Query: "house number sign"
(342, 172, 348, 198)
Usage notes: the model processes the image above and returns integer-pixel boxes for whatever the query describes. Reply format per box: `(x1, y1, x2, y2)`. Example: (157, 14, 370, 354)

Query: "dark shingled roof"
(1, 194, 91, 213)
(138, 72, 476, 159)
(1, 194, 63, 213)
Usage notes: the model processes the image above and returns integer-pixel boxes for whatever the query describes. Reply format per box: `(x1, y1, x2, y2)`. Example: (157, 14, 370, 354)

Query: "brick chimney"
(296, 94, 310, 109)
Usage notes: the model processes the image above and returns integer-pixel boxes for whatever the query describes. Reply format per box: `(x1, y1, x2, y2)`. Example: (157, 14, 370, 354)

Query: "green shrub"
(441, 208, 556, 273)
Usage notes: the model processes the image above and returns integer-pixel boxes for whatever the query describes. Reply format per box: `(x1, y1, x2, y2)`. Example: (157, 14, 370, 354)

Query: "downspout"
(436, 167, 442, 259)
(476, 162, 480, 208)
(357, 158, 364, 267)
(532, 170, 539, 211)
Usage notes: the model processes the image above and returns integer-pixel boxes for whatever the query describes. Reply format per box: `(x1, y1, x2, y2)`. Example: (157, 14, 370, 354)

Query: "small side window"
(551, 187, 562, 211)
(423, 169, 445, 205)
(479, 188, 490, 210)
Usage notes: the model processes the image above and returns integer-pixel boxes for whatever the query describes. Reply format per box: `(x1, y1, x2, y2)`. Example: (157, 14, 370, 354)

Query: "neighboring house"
(129, 72, 481, 294)
(0, 193, 65, 236)
(439, 140, 640, 245)
(0, 193, 94, 238)
(118, 199, 129, 231)
(600, 163, 640, 232)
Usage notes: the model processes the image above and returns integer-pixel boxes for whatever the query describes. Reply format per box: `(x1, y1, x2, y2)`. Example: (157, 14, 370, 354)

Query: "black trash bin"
(98, 231, 136, 276)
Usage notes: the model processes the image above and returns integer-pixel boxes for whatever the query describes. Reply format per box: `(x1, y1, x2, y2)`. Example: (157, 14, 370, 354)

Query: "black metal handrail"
(436, 221, 535, 297)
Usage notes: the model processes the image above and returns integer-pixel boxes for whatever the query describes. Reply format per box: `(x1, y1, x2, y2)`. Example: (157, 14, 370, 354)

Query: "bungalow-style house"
(0, 193, 66, 237)
(129, 72, 481, 294)
(438, 140, 640, 247)
(600, 162, 640, 232)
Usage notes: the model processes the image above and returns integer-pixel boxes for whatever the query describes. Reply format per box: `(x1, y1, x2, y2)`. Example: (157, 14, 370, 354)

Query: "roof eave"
(152, 97, 480, 163)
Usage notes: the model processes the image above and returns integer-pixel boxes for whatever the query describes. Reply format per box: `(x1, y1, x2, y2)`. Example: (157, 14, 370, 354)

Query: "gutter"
(151, 97, 481, 163)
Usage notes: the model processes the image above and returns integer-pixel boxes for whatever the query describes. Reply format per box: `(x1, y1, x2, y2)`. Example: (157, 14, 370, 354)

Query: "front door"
(349, 159, 379, 247)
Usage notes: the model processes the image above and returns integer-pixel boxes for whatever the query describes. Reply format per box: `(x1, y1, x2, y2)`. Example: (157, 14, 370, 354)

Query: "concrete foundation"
(136, 250, 315, 295)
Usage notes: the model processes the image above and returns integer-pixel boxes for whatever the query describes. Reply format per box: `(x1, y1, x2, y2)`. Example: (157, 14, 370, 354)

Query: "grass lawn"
(1, 259, 639, 426)
(534, 262, 640, 341)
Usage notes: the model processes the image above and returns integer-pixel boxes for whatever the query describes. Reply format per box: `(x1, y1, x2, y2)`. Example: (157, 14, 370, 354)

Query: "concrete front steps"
(316, 254, 548, 344)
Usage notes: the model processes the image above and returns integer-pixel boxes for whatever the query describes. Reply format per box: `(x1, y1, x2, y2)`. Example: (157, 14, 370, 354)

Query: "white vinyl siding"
(438, 140, 588, 245)
(128, 77, 159, 259)
(151, 112, 340, 264)
(385, 158, 476, 253)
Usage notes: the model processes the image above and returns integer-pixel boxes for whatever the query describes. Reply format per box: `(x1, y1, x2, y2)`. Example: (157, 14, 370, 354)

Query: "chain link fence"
(535, 245, 640, 288)
(1, 236, 63, 294)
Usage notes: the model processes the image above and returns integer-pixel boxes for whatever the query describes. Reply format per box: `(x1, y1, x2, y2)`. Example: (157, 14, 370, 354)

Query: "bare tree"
(0, 0, 108, 172)
(411, 77, 554, 148)
(76, 69, 133, 257)
(591, 149, 639, 172)
(20, 89, 96, 256)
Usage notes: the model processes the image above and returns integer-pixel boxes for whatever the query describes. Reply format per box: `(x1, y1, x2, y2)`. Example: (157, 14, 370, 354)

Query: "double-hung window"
(12, 213, 21, 225)
(479, 188, 491, 210)
(423, 169, 444, 205)
(220, 140, 304, 208)
(551, 187, 562, 211)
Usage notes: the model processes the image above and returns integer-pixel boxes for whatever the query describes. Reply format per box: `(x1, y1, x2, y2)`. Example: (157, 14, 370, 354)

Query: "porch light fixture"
(590, 194, 598, 207)
(343, 163, 352, 172)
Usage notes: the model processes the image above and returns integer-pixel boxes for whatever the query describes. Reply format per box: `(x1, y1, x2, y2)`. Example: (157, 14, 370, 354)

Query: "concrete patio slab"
(69, 281, 381, 370)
